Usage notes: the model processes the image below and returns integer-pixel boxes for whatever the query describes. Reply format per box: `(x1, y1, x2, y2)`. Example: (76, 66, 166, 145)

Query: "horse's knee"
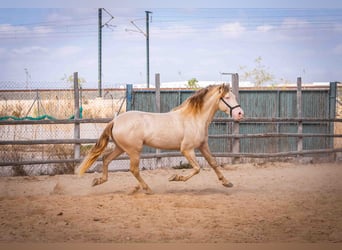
(209, 160, 218, 168)
(130, 166, 140, 176)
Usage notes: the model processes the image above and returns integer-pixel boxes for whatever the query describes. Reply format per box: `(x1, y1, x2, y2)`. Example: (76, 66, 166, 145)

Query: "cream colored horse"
(76, 84, 244, 194)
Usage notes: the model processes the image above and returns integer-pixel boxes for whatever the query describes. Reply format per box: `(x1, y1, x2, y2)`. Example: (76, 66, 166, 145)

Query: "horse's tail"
(75, 120, 114, 176)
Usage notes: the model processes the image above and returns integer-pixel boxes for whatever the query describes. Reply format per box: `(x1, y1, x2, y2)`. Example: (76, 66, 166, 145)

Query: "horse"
(76, 83, 244, 194)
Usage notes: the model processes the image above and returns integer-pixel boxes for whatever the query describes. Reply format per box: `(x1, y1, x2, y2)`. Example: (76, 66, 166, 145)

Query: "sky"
(0, 1, 341, 89)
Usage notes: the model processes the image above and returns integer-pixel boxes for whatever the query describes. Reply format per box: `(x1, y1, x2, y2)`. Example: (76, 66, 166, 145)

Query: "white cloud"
(0, 23, 53, 38)
(12, 46, 48, 55)
(46, 9, 95, 23)
(47, 12, 72, 23)
(152, 25, 197, 40)
(256, 25, 274, 32)
(0, 24, 30, 36)
(281, 18, 310, 29)
(54, 46, 82, 57)
(32, 26, 53, 34)
(216, 22, 246, 38)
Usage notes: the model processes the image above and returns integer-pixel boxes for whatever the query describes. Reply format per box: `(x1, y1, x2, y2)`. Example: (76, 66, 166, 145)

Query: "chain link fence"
(1, 81, 341, 176)
(0, 81, 126, 176)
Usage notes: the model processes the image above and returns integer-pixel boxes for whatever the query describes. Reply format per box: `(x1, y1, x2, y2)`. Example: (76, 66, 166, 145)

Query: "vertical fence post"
(297, 77, 303, 155)
(126, 84, 133, 111)
(155, 73, 161, 168)
(232, 73, 240, 163)
(329, 82, 337, 151)
(74, 72, 81, 163)
(155, 73, 161, 113)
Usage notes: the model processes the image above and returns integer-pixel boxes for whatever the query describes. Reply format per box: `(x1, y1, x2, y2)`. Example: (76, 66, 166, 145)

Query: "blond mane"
(172, 85, 217, 114)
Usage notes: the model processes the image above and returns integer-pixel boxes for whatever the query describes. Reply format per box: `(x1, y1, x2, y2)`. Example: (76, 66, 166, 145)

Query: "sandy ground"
(0, 162, 341, 243)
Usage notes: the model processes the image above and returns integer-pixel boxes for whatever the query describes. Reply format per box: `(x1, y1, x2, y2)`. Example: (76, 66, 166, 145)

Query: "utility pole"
(126, 11, 152, 88)
(98, 8, 115, 97)
(146, 11, 152, 88)
(98, 8, 102, 97)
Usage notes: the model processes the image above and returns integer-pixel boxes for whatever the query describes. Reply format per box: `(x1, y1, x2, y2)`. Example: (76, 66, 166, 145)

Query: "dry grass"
(0, 93, 125, 119)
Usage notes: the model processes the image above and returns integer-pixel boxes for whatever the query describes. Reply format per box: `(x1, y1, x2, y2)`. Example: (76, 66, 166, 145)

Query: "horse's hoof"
(128, 185, 141, 195)
(144, 189, 154, 195)
(223, 182, 233, 188)
(92, 178, 106, 187)
(92, 178, 100, 186)
(168, 174, 178, 181)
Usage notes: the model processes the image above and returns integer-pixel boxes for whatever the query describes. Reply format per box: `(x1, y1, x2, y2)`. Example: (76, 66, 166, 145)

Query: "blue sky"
(0, 5, 341, 88)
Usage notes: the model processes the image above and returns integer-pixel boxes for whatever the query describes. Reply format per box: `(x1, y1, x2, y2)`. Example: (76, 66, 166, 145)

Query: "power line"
(0, 9, 340, 40)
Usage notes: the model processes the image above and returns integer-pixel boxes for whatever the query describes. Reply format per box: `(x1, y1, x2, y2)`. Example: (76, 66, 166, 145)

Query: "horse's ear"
(219, 83, 230, 97)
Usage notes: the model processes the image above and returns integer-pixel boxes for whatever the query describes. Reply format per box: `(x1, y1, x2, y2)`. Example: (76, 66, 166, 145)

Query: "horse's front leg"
(169, 149, 201, 182)
(199, 143, 233, 188)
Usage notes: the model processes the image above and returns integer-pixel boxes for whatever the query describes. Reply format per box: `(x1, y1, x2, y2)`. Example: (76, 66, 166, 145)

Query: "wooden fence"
(0, 73, 341, 169)
(127, 75, 342, 160)
(1, 116, 342, 167)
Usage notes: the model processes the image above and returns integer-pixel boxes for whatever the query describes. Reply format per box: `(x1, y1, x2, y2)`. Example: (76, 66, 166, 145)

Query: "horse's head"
(218, 84, 244, 121)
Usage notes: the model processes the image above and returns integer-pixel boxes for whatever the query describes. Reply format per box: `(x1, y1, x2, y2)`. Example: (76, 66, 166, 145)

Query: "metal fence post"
(155, 73, 161, 168)
(126, 84, 133, 111)
(329, 82, 337, 151)
(297, 77, 303, 155)
(232, 73, 240, 163)
(155, 73, 161, 113)
(73, 72, 81, 163)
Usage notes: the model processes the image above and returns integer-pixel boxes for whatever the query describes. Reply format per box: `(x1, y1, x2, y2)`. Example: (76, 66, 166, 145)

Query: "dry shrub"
(0, 101, 24, 117)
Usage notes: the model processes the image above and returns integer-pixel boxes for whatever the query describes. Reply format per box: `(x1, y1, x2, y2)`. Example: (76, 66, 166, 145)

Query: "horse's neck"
(191, 98, 218, 127)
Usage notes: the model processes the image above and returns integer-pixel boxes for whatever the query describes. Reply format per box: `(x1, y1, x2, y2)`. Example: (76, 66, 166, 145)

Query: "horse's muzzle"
(232, 107, 244, 121)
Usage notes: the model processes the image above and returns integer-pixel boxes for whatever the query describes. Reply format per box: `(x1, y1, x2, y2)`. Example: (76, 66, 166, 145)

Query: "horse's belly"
(144, 132, 182, 150)
(141, 113, 184, 150)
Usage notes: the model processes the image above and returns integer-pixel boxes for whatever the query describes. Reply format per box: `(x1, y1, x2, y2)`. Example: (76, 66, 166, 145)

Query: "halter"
(220, 97, 241, 116)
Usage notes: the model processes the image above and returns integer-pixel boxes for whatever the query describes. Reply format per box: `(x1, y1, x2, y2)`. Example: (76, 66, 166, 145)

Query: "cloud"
(256, 25, 274, 32)
(0, 23, 29, 36)
(54, 46, 83, 57)
(0, 23, 52, 39)
(12, 46, 48, 55)
(152, 24, 198, 40)
(216, 22, 246, 38)
(32, 26, 53, 34)
(281, 18, 310, 29)
(46, 9, 95, 23)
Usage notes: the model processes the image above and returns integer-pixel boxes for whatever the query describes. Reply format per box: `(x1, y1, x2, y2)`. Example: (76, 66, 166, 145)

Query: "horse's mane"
(172, 85, 217, 114)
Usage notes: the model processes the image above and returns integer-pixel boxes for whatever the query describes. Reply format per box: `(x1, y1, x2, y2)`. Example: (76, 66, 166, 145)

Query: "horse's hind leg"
(92, 146, 124, 186)
(199, 143, 233, 188)
(128, 153, 153, 194)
